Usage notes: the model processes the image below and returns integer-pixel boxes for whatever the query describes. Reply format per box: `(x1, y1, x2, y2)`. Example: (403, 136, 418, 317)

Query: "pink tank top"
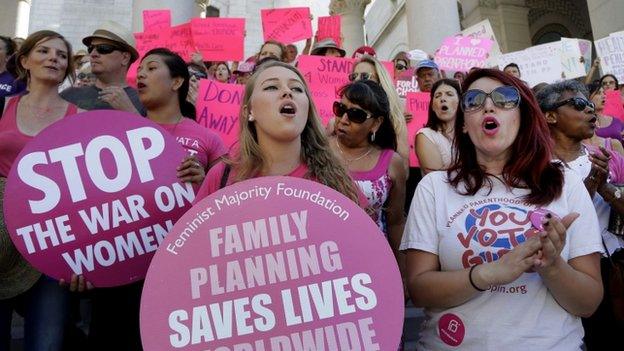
(0, 95, 78, 177)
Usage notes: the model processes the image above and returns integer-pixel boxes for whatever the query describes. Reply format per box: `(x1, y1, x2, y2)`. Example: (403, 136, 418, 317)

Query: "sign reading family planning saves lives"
(2, 111, 194, 287)
(140, 177, 404, 350)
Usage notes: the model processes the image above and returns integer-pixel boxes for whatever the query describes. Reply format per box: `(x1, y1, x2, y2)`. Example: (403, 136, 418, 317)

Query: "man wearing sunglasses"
(61, 21, 145, 115)
(538, 79, 624, 351)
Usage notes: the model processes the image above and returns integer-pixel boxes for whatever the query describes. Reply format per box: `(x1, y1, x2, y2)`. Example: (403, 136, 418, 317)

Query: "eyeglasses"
(348, 72, 372, 82)
(395, 63, 407, 71)
(87, 44, 121, 55)
(549, 97, 595, 112)
(333, 101, 373, 123)
(461, 86, 521, 112)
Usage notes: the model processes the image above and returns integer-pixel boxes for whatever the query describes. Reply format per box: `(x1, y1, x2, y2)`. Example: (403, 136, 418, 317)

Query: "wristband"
(469, 264, 487, 292)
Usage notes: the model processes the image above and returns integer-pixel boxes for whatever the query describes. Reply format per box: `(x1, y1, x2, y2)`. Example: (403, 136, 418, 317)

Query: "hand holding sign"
(261, 7, 312, 44)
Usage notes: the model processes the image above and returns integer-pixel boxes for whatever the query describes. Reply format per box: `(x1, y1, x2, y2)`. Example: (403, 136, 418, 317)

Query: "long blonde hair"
(232, 61, 360, 203)
(354, 55, 407, 141)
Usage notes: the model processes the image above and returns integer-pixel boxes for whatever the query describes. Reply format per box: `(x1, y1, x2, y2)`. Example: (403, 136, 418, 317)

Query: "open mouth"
(588, 115, 597, 127)
(482, 116, 500, 135)
(279, 102, 297, 117)
(441, 105, 449, 112)
(44, 66, 59, 71)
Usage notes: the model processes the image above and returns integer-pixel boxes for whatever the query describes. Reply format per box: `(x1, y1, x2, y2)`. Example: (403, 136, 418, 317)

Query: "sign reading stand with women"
(3, 111, 194, 287)
(140, 177, 404, 350)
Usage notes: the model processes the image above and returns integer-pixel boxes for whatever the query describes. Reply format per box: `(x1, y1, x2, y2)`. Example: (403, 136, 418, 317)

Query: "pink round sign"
(3, 110, 193, 287)
(140, 176, 404, 350)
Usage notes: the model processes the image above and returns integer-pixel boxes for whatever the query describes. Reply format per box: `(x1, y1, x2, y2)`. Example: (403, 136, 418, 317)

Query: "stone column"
(329, 0, 371, 57)
(15, 0, 31, 38)
(0, 0, 20, 38)
(132, 0, 201, 32)
(405, 0, 460, 55)
(587, 0, 624, 39)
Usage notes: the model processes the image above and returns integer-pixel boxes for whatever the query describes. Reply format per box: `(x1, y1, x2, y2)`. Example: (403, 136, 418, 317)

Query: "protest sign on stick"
(261, 7, 312, 44)
(405, 92, 431, 167)
(317, 15, 341, 46)
(595, 32, 624, 82)
(3, 111, 192, 287)
(140, 176, 404, 350)
(142, 9, 171, 31)
(196, 79, 244, 149)
(190, 18, 245, 62)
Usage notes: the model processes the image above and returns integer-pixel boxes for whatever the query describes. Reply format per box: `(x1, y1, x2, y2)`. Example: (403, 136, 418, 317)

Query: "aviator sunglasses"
(549, 97, 595, 112)
(333, 101, 373, 123)
(461, 85, 521, 112)
(87, 44, 122, 55)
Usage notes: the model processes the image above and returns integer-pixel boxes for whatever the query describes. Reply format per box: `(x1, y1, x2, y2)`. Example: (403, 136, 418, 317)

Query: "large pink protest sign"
(605, 90, 624, 120)
(317, 15, 341, 46)
(261, 7, 312, 44)
(127, 31, 163, 87)
(191, 18, 245, 62)
(161, 23, 195, 61)
(405, 92, 431, 167)
(435, 36, 493, 72)
(140, 176, 404, 350)
(196, 79, 244, 149)
(2, 111, 194, 287)
(298, 55, 355, 125)
(142, 9, 171, 31)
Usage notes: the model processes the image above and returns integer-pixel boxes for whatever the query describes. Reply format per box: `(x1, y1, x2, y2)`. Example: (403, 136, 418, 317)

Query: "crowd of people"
(1, 16, 624, 351)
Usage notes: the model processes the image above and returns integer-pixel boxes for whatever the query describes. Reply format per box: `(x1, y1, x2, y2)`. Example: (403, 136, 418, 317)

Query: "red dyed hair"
(448, 68, 563, 205)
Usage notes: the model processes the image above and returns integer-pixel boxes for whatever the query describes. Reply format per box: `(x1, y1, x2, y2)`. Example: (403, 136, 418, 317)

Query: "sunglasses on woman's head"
(461, 86, 521, 112)
(87, 44, 121, 55)
(333, 101, 372, 123)
(348, 72, 372, 82)
(550, 97, 595, 112)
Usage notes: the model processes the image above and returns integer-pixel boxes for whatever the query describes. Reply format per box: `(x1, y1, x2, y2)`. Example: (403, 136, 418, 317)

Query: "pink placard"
(127, 31, 163, 87)
(261, 7, 312, 44)
(140, 176, 404, 350)
(142, 9, 171, 32)
(317, 15, 341, 46)
(196, 79, 244, 149)
(161, 23, 195, 62)
(2, 111, 193, 287)
(395, 68, 418, 99)
(298, 55, 355, 125)
(405, 92, 431, 167)
(605, 90, 624, 120)
(435, 36, 493, 72)
(191, 18, 245, 62)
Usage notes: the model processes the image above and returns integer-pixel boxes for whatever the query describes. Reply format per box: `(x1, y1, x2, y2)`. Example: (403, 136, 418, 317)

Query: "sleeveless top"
(595, 115, 623, 141)
(350, 149, 394, 235)
(0, 95, 78, 177)
(417, 127, 453, 168)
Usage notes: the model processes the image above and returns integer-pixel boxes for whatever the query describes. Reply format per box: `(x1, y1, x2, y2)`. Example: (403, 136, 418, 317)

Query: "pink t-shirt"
(0, 95, 78, 177)
(156, 118, 226, 169)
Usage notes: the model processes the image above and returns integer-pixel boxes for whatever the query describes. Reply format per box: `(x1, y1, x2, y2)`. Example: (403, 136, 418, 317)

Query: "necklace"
(335, 139, 373, 164)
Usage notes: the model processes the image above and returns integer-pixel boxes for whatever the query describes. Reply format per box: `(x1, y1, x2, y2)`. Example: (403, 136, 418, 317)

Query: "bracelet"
(469, 264, 487, 292)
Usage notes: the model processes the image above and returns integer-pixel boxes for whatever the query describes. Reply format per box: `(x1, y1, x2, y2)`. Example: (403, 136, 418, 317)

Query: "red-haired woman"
(401, 69, 604, 350)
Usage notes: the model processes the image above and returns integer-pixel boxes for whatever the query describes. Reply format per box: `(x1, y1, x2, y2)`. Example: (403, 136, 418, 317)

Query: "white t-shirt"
(417, 127, 453, 169)
(400, 170, 603, 351)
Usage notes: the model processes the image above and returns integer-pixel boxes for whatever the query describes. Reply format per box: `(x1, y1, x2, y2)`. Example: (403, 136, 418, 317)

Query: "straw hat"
(0, 177, 41, 299)
(310, 38, 346, 57)
(82, 20, 139, 63)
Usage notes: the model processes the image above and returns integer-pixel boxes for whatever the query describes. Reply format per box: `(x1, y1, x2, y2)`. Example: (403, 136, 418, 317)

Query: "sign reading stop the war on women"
(140, 176, 404, 351)
(2, 111, 194, 287)
(405, 92, 431, 167)
(434, 35, 493, 72)
(261, 7, 312, 44)
(196, 79, 244, 149)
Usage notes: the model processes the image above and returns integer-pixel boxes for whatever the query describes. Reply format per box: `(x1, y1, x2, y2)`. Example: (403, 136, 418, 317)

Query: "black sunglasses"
(549, 97, 595, 112)
(87, 44, 122, 55)
(395, 63, 407, 71)
(333, 101, 372, 123)
(348, 72, 372, 82)
(461, 86, 521, 112)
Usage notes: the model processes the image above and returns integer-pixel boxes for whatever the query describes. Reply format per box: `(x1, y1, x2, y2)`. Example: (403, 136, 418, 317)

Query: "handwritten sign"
(3, 111, 193, 287)
(261, 7, 312, 44)
(298, 55, 355, 125)
(435, 36, 493, 72)
(604, 90, 624, 120)
(161, 23, 195, 62)
(142, 9, 171, 32)
(560, 38, 586, 79)
(127, 31, 163, 86)
(191, 18, 245, 62)
(140, 176, 404, 350)
(196, 79, 244, 149)
(595, 32, 624, 82)
(405, 92, 431, 167)
(498, 42, 562, 87)
(317, 15, 341, 46)
(395, 68, 418, 99)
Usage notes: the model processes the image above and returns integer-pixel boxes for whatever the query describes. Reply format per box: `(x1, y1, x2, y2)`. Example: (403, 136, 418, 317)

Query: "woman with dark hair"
(0, 30, 78, 351)
(415, 79, 460, 174)
(330, 80, 406, 249)
(0, 35, 26, 102)
(599, 74, 619, 92)
(213, 61, 230, 83)
(256, 40, 287, 62)
(588, 82, 623, 142)
(137, 48, 226, 185)
(401, 69, 603, 350)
